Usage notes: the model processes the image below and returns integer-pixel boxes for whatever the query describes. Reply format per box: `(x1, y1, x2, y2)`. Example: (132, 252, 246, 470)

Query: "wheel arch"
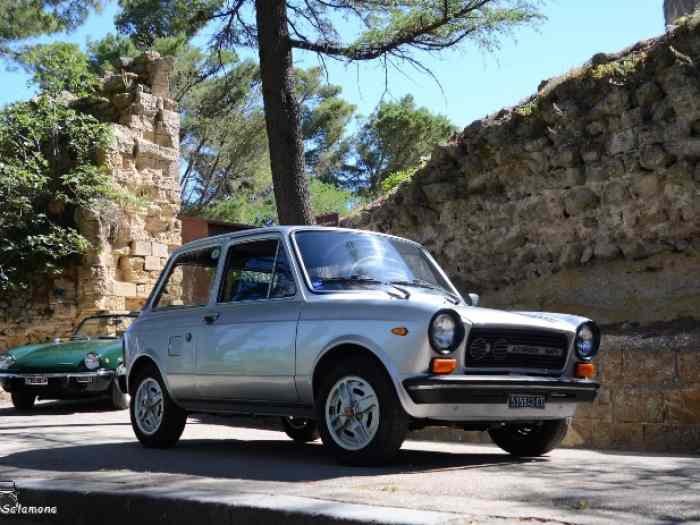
(127, 354, 166, 395)
(311, 343, 399, 404)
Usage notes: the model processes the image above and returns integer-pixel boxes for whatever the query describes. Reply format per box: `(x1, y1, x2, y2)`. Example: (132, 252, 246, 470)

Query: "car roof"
(171, 225, 421, 256)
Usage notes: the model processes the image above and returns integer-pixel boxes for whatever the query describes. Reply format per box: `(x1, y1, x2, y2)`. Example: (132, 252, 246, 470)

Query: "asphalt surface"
(0, 398, 698, 524)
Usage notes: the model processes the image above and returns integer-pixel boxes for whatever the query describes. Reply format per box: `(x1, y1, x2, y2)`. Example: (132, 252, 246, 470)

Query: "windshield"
(294, 230, 456, 297)
(72, 315, 136, 340)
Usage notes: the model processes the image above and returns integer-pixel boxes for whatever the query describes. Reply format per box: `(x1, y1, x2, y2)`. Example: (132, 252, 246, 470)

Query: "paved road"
(0, 399, 698, 524)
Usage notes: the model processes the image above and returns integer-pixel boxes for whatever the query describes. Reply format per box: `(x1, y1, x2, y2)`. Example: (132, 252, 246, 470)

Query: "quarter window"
(219, 240, 296, 302)
(153, 247, 220, 309)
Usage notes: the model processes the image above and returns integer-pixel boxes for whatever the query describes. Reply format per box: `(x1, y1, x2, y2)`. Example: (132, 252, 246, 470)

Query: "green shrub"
(381, 167, 418, 193)
(0, 95, 112, 293)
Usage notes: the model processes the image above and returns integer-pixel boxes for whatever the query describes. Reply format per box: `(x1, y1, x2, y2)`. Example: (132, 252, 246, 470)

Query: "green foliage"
(0, 0, 100, 58)
(381, 166, 419, 194)
(205, 179, 363, 226)
(356, 95, 455, 192)
(16, 42, 99, 96)
(0, 95, 112, 292)
(589, 52, 647, 82)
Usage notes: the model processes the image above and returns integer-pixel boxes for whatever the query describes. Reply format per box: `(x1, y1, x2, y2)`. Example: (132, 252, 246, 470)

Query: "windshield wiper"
(390, 279, 460, 304)
(318, 276, 410, 299)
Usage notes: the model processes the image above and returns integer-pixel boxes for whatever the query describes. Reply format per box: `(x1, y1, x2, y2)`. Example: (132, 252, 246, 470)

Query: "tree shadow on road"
(0, 399, 120, 417)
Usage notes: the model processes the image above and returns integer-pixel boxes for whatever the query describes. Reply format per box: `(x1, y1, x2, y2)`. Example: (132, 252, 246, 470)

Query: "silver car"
(123, 226, 600, 465)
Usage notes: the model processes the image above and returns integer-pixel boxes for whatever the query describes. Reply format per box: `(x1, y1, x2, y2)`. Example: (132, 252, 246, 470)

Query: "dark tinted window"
(219, 240, 296, 302)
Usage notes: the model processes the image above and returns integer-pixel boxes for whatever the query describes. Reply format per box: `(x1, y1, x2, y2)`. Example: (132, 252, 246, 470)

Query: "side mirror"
(468, 293, 480, 307)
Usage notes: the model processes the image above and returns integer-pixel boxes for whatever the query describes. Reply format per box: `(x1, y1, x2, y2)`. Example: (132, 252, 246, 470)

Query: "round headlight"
(429, 310, 465, 354)
(84, 352, 100, 370)
(0, 353, 16, 370)
(575, 322, 600, 361)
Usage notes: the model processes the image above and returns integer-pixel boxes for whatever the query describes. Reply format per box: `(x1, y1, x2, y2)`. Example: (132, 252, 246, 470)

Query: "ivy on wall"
(0, 95, 112, 294)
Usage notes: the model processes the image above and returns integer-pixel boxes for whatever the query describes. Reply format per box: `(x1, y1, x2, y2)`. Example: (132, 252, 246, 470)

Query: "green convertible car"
(0, 313, 135, 411)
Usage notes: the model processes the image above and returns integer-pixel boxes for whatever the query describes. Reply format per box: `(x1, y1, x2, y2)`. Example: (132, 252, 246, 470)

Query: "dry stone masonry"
(0, 52, 181, 351)
(347, 17, 700, 452)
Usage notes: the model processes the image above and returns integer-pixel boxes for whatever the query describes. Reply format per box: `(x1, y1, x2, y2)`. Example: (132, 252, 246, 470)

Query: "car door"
(195, 235, 300, 402)
(144, 244, 222, 400)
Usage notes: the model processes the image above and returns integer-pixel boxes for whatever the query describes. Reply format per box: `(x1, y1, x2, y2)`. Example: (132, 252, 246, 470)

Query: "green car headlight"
(84, 352, 100, 370)
(0, 354, 15, 370)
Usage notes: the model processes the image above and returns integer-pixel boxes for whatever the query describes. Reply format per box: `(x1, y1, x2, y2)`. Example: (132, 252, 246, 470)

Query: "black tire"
(129, 364, 186, 448)
(317, 356, 408, 466)
(281, 417, 320, 443)
(110, 379, 130, 410)
(11, 392, 36, 411)
(488, 419, 570, 457)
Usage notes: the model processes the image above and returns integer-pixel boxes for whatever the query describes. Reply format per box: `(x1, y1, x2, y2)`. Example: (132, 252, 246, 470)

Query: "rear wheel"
(488, 419, 570, 457)
(11, 392, 36, 411)
(130, 365, 186, 448)
(317, 356, 408, 466)
(281, 417, 320, 443)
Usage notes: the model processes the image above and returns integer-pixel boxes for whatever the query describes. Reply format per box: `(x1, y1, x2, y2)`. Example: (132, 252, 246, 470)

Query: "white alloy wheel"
(134, 377, 164, 436)
(325, 375, 380, 451)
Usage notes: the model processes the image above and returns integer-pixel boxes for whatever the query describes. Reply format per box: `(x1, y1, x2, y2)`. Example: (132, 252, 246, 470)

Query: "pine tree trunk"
(255, 0, 313, 225)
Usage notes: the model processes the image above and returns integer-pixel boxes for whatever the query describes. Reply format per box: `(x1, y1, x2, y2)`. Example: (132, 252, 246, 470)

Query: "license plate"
(24, 376, 48, 386)
(508, 394, 545, 410)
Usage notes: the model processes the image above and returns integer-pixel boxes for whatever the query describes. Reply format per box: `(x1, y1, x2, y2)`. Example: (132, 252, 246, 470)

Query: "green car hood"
(4, 339, 122, 374)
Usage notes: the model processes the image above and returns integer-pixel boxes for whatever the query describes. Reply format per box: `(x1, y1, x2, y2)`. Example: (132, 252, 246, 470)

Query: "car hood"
(3, 339, 120, 373)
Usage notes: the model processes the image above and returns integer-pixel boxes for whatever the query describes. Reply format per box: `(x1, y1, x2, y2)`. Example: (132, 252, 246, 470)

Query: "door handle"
(203, 312, 220, 325)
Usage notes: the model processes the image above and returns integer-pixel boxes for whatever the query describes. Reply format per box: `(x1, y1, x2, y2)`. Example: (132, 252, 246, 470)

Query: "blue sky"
(1, 1, 664, 129)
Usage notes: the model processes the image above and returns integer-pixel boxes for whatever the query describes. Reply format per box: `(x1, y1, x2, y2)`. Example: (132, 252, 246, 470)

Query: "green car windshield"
(72, 315, 137, 340)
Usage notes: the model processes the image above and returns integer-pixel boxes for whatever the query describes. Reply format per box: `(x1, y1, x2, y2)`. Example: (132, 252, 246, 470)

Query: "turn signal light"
(575, 362, 596, 379)
(391, 326, 409, 336)
(431, 358, 457, 375)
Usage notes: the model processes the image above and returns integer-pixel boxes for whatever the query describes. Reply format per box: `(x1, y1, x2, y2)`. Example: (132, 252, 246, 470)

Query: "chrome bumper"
(0, 370, 114, 380)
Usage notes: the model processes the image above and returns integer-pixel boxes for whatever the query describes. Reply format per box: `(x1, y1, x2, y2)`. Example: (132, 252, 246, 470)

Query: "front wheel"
(110, 379, 130, 410)
(11, 392, 36, 411)
(281, 417, 320, 443)
(317, 356, 408, 466)
(488, 419, 570, 457)
(129, 366, 186, 448)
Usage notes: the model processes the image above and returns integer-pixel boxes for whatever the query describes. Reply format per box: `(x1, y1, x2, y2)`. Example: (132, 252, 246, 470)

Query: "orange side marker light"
(575, 362, 596, 379)
(431, 358, 457, 375)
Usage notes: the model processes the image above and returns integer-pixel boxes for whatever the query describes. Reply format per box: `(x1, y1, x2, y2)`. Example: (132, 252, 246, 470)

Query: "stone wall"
(346, 17, 700, 452)
(665, 0, 700, 25)
(345, 18, 700, 326)
(0, 52, 181, 351)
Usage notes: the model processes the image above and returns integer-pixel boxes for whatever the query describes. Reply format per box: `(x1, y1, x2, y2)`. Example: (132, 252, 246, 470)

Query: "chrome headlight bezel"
(0, 353, 16, 370)
(84, 352, 100, 370)
(575, 322, 600, 361)
(429, 309, 465, 355)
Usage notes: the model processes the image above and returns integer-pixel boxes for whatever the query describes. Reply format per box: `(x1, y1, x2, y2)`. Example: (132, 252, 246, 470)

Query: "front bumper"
(0, 370, 114, 397)
(399, 374, 599, 422)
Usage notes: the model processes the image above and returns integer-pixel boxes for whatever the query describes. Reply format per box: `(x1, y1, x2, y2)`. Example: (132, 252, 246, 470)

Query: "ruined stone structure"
(0, 52, 181, 351)
(347, 18, 700, 452)
(665, 0, 700, 25)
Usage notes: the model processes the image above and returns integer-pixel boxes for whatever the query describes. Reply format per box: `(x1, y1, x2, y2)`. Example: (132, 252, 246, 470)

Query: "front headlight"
(429, 310, 465, 354)
(84, 352, 100, 370)
(575, 322, 600, 361)
(0, 353, 16, 370)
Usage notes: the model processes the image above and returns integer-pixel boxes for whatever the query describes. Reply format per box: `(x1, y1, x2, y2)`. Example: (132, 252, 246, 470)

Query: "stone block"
(113, 281, 137, 298)
(678, 351, 700, 383)
(151, 242, 169, 258)
(622, 349, 676, 384)
(144, 255, 163, 271)
(611, 422, 644, 449)
(131, 240, 151, 257)
(666, 388, 700, 424)
(612, 387, 665, 423)
(126, 297, 147, 312)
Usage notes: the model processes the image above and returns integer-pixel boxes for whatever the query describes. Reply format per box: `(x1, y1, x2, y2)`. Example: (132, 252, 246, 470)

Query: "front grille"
(465, 327, 569, 371)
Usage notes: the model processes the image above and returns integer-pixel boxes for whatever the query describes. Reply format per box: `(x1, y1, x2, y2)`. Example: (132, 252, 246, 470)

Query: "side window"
(153, 247, 220, 309)
(270, 244, 296, 299)
(219, 239, 296, 303)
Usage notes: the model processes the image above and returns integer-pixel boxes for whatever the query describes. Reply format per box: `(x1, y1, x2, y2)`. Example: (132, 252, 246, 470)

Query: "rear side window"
(153, 247, 220, 309)
(219, 239, 296, 303)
